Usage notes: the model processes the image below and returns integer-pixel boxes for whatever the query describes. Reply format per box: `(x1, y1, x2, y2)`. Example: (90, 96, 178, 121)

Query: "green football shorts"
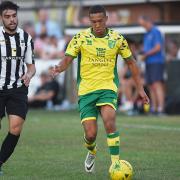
(78, 90, 118, 123)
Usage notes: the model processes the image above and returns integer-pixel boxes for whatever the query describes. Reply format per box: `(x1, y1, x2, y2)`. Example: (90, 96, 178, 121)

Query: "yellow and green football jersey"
(65, 28, 132, 96)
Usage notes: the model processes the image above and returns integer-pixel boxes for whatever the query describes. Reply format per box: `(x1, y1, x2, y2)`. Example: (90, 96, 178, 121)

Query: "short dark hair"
(89, 5, 106, 16)
(0, 1, 19, 15)
(139, 15, 152, 23)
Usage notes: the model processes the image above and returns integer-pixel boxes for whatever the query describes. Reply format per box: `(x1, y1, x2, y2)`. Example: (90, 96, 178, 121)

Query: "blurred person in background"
(118, 39, 145, 114)
(0, 1, 35, 175)
(166, 39, 180, 62)
(107, 11, 120, 26)
(35, 8, 62, 39)
(118, 63, 137, 113)
(69, 5, 91, 27)
(138, 16, 165, 115)
(43, 36, 64, 59)
(22, 21, 36, 40)
(36, 35, 64, 60)
(79, 16, 91, 26)
(34, 34, 68, 60)
(34, 32, 48, 58)
(51, 5, 149, 174)
(28, 70, 59, 109)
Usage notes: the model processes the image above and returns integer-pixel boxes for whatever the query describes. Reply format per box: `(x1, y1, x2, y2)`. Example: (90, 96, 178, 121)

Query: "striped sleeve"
(24, 34, 35, 64)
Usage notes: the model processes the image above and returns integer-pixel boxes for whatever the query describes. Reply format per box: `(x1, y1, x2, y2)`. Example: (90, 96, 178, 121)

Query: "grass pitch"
(0, 110, 180, 180)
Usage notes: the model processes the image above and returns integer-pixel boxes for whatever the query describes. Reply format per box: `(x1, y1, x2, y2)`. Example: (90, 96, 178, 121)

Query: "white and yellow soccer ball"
(109, 160, 133, 180)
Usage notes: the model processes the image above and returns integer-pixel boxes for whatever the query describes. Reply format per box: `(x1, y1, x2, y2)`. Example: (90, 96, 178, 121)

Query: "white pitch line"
(122, 124, 180, 132)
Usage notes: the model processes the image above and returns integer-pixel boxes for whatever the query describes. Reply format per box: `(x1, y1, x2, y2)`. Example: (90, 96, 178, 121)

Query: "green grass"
(0, 110, 180, 180)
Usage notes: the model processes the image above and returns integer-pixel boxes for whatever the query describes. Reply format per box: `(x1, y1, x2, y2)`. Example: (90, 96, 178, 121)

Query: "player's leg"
(100, 105, 120, 163)
(82, 120, 97, 155)
(79, 93, 98, 172)
(97, 90, 120, 163)
(82, 119, 97, 172)
(81, 113, 98, 173)
(0, 86, 28, 172)
(0, 115, 24, 168)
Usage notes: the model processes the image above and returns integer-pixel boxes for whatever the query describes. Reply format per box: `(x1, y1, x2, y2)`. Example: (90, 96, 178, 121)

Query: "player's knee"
(85, 131, 97, 142)
(9, 124, 23, 135)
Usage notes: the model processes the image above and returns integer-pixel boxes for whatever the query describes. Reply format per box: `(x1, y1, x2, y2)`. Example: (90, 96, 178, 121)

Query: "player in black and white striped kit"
(0, 1, 36, 175)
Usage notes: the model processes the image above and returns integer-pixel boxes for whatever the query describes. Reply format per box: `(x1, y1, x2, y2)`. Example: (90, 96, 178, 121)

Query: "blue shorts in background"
(145, 63, 165, 84)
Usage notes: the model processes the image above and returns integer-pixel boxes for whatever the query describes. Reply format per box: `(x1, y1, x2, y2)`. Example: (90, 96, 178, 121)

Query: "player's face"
(89, 12, 108, 37)
(1, 9, 18, 34)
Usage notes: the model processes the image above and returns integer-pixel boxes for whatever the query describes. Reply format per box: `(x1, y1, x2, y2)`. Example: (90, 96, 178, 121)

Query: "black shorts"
(145, 63, 165, 85)
(0, 85, 28, 120)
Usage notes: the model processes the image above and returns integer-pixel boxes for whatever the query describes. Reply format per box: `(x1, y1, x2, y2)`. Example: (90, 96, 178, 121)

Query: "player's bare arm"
(21, 64, 36, 87)
(125, 56, 150, 104)
(141, 44, 161, 61)
(50, 55, 74, 77)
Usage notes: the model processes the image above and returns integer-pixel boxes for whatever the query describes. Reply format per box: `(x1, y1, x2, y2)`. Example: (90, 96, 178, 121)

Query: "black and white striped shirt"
(0, 26, 34, 90)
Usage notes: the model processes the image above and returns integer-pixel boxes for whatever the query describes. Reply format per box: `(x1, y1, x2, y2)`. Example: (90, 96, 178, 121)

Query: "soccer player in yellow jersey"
(51, 5, 149, 173)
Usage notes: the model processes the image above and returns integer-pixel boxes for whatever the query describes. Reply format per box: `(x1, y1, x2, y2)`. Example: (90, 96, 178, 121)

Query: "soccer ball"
(109, 160, 133, 180)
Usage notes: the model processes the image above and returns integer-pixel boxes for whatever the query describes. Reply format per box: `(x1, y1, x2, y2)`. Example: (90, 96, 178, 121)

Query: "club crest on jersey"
(86, 39, 92, 45)
(108, 40, 116, 49)
(12, 48, 16, 56)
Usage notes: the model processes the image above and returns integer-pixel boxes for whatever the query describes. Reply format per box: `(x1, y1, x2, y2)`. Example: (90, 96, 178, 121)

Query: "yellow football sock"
(84, 136, 97, 155)
(107, 131, 120, 163)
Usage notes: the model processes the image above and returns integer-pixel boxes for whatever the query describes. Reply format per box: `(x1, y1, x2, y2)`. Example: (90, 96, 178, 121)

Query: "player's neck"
(91, 28, 108, 38)
(3, 27, 17, 35)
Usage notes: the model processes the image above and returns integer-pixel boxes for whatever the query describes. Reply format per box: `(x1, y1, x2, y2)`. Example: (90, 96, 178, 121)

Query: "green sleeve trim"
(65, 53, 76, 59)
(123, 55, 133, 61)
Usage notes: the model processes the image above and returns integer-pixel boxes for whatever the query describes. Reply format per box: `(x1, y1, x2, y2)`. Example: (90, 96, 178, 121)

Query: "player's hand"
(139, 89, 150, 105)
(21, 73, 31, 87)
(49, 65, 60, 78)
